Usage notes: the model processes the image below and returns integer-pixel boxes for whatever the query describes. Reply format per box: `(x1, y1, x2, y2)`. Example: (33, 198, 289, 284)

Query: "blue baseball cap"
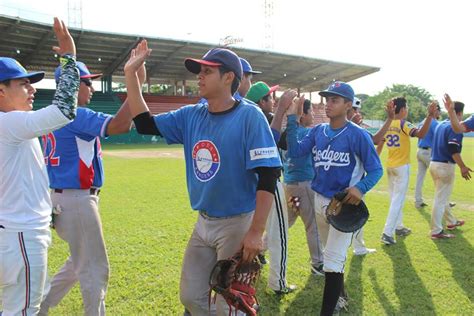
(319, 81, 354, 102)
(240, 58, 262, 75)
(54, 61, 102, 83)
(0, 57, 44, 83)
(185, 48, 243, 80)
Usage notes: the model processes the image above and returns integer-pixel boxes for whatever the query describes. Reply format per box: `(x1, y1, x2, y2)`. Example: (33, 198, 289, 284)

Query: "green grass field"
(46, 139, 474, 315)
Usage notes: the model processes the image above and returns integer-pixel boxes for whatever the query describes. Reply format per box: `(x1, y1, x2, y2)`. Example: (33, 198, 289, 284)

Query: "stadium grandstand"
(0, 13, 380, 143)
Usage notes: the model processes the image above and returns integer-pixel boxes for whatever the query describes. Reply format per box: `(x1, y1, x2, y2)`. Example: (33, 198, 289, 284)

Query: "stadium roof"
(0, 14, 380, 91)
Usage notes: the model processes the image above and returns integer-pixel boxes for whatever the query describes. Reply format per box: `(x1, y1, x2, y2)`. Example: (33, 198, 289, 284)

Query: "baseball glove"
(209, 252, 261, 315)
(325, 191, 369, 233)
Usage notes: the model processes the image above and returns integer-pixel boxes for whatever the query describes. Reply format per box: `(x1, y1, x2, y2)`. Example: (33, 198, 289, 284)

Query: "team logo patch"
(192, 140, 220, 182)
(249, 147, 278, 160)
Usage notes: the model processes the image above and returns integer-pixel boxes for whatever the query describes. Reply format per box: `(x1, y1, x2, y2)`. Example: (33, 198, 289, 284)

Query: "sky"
(1, 0, 473, 113)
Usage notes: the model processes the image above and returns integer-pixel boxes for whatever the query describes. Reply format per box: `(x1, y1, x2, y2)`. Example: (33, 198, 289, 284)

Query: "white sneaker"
(353, 248, 376, 256)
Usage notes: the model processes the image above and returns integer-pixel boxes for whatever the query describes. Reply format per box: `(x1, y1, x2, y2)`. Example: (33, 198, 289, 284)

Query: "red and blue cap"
(54, 61, 102, 83)
(0, 57, 44, 83)
(240, 58, 262, 74)
(185, 48, 243, 80)
(319, 81, 355, 102)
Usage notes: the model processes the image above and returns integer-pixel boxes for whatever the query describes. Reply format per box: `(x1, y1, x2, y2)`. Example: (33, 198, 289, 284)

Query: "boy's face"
(259, 94, 274, 113)
(301, 108, 314, 126)
(78, 78, 95, 106)
(238, 73, 252, 96)
(197, 65, 232, 98)
(0, 78, 36, 112)
(324, 95, 351, 119)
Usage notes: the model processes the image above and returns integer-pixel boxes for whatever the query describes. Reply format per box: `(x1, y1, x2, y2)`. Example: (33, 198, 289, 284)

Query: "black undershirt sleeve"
(254, 167, 281, 194)
(278, 129, 288, 150)
(448, 143, 461, 155)
(133, 111, 162, 136)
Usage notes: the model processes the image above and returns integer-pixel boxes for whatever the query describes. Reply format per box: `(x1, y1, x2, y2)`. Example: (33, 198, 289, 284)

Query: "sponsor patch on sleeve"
(250, 147, 279, 160)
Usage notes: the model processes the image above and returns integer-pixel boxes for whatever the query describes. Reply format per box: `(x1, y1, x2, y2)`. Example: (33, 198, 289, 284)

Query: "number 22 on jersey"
(42, 133, 60, 166)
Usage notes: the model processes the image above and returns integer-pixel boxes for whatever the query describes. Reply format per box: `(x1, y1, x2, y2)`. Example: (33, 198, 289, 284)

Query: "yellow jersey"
(384, 119, 418, 168)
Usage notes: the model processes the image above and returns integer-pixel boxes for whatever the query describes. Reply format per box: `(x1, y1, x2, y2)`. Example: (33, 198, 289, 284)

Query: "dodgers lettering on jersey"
(384, 119, 417, 168)
(154, 99, 281, 217)
(418, 119, 439, 148)
(43, 107, 112, 189)
(286, 115, 382, 199)
(431, 120, 464, 163)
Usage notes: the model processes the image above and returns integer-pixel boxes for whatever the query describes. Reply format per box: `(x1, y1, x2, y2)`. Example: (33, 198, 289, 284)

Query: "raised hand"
(124, 39, 152, 75)
(137, 60, 147, 86)
(52, 17, 75, 56)
(277, 89, 298, 113)
(288, 95, 305, 116)
(443, 93, 454, 113)
(386, 100, 395, 119)
(427, 100, 438, 117)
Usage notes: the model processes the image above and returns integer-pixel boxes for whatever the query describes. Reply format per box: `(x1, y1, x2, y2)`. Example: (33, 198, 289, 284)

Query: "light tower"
(68, 0, 83, 29)
(263, 0, 275, 50)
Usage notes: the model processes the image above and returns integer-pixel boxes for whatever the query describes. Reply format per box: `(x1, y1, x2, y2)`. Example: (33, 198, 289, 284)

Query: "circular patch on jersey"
(192, 140, 220, 182)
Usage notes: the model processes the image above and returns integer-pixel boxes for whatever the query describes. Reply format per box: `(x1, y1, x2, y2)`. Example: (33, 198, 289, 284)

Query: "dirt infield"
(103, 149, 184, 159)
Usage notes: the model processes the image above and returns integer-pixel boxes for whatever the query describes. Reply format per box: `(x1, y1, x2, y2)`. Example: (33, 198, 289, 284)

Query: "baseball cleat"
(395, 227, 412, 237)
(381, 233, 396, 245)
(274, 284, 297, 295)
(447, 220, 465, 230)
(431, 231, 455, 239)
(415, 202, 428, 208)
(311, 264, 325, 276)
(449, 202, 456, 207)
(353, 248, 376, 256)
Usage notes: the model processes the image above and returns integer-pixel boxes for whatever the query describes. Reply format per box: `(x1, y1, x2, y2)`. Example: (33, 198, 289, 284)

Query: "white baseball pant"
(265, 181, 289, 291)
(415, 148, 431, 206)
(314, 192, 353, 273)
(179, 211, 254, 316)
(383, 164, 410, 237)
(0, 228, 51, 316)
(39, 190, 108, 316)
(429, 162, 459, 234)
(284, 181, 323, 266)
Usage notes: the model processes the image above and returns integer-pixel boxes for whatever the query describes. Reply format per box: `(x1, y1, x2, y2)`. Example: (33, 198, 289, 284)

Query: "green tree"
(360, 84, 434, 123)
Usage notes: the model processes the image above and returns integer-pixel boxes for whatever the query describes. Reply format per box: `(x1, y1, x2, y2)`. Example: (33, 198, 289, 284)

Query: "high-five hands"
(52, 17, 75, 57)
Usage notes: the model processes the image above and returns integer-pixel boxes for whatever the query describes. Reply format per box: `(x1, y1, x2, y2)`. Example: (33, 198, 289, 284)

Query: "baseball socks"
(320, 272, 344, 316)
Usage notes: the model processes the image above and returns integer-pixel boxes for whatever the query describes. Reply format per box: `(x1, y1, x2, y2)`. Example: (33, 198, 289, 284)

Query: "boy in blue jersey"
(430, 98, 472, 239)
(124, 40, 281, 315)
(279, 99, 324, 275)
(273, 82, 383, 315)
(415, 103, 441, 209)
(39, 62, 142, 315)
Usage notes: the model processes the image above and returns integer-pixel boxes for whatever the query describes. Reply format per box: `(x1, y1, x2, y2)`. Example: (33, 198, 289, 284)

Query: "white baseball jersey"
(0, 105, 71, 231)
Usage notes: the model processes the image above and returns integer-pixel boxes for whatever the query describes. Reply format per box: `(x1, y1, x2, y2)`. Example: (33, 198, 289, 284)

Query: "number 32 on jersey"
(386, 134, 400, 147)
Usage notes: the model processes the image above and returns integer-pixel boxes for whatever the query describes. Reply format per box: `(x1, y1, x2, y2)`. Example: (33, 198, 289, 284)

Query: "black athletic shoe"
(274, 284, 297, 295)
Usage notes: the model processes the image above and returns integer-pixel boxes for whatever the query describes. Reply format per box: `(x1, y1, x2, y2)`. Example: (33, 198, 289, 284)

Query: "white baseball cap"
(352, 97, 361, 108)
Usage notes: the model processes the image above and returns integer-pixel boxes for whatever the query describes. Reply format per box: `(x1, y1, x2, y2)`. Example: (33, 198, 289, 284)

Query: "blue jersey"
(431, 120, 463, 163)
(418, 119, 439, 148)
(282, 125, 314, 183)
(286, 115, 382, 198)
(154, 99, 281, 217)
(43, 107, 112, 189)
(462, 115, 474, 132)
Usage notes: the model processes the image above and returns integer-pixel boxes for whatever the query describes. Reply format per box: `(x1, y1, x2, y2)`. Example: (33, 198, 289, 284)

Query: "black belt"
(54, 188, 100, 196)
(420, 147, 430, 150)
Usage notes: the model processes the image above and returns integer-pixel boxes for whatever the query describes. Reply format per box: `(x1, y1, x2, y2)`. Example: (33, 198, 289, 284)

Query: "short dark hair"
(454, 101, 464, 114)
(261, 94, 272, 103)
(393, 97, 407, 114)
(0, 79, 11, 86)
(219, 66, 241, 95)
(303, 99, 311, 114)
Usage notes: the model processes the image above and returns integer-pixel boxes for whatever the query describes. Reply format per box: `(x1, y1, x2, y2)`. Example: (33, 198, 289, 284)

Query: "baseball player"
(38, 61, 143, 315)
(124, 41, 281, 315)
(430, 96, 471, 239)
(444, 96, 474, 134)
(278, 99, 324, 275)
(348, 98, 396, 255)
(237, 58, 261, 98)
(274, 81, 383, 315)
(246, 81, 295, 294)
(0, 18, 79, 316)
(377, 97, 436, 245)
(414, 103, 441, 209)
